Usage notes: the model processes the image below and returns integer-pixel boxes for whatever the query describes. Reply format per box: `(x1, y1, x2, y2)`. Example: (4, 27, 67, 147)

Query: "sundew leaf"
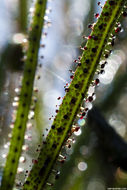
(23, 0, 127, 189)
(0, 0, 47, 189)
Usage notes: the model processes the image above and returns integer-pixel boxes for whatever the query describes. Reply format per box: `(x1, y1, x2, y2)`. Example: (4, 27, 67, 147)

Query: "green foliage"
(23, 0, 127, 190)
(0, 0, 47, 189)
(19, 0, 27, 32)
(1, 0, 127, 190)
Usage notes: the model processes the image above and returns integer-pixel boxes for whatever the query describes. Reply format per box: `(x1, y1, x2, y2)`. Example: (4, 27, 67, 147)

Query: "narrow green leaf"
(0, 0, 47, 189)
(23, 0, 127, 190)
(19, 0, 27, 32)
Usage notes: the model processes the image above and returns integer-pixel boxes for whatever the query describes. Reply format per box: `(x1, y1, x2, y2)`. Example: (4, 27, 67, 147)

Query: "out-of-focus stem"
(19, 0, 27, 33)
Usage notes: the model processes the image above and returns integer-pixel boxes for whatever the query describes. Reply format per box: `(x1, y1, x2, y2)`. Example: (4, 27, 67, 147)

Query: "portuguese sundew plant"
(1, 0, 127, 190)
(0, 0, 47, 189)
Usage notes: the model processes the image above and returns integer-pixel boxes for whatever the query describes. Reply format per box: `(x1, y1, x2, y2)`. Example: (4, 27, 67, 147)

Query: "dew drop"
(44, 15, 49, 21)
(29, 7, 35, 13)
(19, 156, 26, 163)
(10, 124, 14, 129)
(14, 97, 19, 101)
(85, 101, 93, 110)
(27, 123, 32, 129)
(15, 88, 20, 93)
(74, 128, 82, 136)
(22, 145, 29, 151)
(2, 154, 7, 158)
(17, 167, 24, 173)
(12, 102, 19, 107)
(78, 119, 85, 126)
(88, 86, 95, 96)
(8, 133, 12, 138)
(4, 144, 9, 149)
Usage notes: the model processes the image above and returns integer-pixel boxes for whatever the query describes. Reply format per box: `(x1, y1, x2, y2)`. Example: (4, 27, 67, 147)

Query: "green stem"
(23, 0, 126, 189)
(19, 0, 27, 33)
(0, 0, 47, 189)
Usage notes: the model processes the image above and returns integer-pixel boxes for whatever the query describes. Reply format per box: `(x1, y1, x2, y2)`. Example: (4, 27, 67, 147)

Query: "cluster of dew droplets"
(55, 7, 127, 189)
(42, 4, 104, 187)
(1, 83, 21, 164)
(43, 2, 127, 186)
(50, 5, 127, 189)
